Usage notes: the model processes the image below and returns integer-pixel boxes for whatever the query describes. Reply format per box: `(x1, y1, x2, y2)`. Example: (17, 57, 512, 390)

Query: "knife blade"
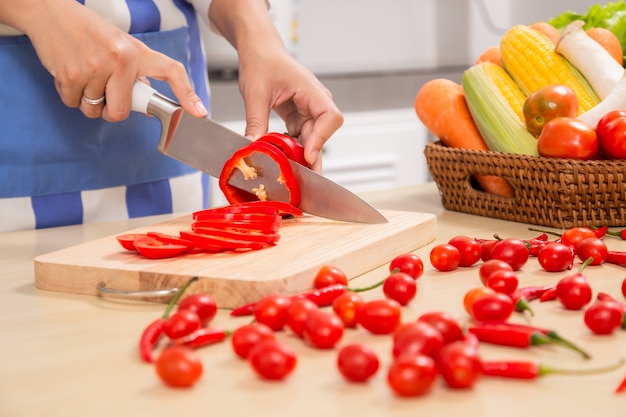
(131, 81, 387, 224)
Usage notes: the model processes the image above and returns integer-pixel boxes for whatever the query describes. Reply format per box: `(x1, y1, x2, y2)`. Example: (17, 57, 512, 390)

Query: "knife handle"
(131, 80, 157, 114)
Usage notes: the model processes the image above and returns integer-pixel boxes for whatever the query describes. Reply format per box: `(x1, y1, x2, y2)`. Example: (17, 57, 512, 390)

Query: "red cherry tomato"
(463, 287, 496, 315)
(537, 242, 575, 272)
(537, 117, 599, 160)
(523, 84, 579, 137)
(478, 259, 514, 286)
(416, 311, 464, 345)
(622, 277, 626, 299)
(486, 270, 519, 296)
(556, 273, 593, 310)
(332, 291, 365, 328)
(389, 253, 424, 279)
(392, 321, 445, 360)
(286, 298, 319, 338)
(337, 344, 380, 383)
(313, 265, 348, 289)
(490, 238, 530, 271)
(470, 292, 514, 322)
(178, 293, 217, 325)
(436, 339, 482, 389)
(357, 298, 402, 335)
(383, 271, 418, 306)
(479, 239, 498, 262)
(429, 243, 461, 272)
(387, 354, 437, 397)
(584, 300, 624, 335)
(596, 109, 626, 159)
(155, 345, 203, 388)
(163, 310, 202, 340)
(302, 309, 344, 349)
(253, 294, 292, 331)
(576, 237, 608, 266)
(230, 322, 275, 359)
(448, 235, 482, 267)
(248, 339, 297, 380)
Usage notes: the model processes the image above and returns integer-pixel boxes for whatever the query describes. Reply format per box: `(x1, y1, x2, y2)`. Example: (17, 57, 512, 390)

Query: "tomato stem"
(162, 276, 199, 319)
(540, 357, 624, 377)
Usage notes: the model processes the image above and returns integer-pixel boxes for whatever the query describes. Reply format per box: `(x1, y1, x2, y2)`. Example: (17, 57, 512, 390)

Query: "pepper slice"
(179, 230, 274, 251)
(257, 132, 310, 168)
(219, 140, 301, 206)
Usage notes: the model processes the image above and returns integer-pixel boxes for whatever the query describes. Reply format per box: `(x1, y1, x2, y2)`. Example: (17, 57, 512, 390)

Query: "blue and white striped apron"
(0, 0, 214, 232)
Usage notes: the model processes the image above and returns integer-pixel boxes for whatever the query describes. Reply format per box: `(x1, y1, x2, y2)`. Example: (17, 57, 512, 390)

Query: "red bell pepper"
(219, 139, 301, 206)
(257, 132, 310, 168)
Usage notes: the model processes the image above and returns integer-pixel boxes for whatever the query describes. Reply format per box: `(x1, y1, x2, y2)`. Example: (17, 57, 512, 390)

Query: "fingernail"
(195, 100, 208, 116)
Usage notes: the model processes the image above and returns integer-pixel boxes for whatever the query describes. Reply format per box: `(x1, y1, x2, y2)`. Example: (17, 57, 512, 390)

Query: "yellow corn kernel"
(500, 24, 600, 113)
(480, 62, 527, 123)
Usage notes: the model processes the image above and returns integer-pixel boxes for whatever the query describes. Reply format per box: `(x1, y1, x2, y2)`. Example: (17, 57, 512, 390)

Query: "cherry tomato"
(389, 253, 424, 279)
(332, 291, 365, 328)
(253, 294, 292, 331)
(436, 339, 482, 389)
(417, 311, 464, 344)
(133, 236, 189, 259)
(537, 117, 599, 160)
(576, 237, 608, 266)
(230, 322, 275, 359)
(448, 235, 482, 267)
(479, 239, 498, 262)
(116, 233, 148, 251)
(556, 273, 592, 310)
(387, 354, 437, 397)
(155, 345, 203, 388)
(478, 259, 514, 286)
(383, 271, 418, 306)
(178, 293, 217, 325)
(486, 270, 519, 296)
(537, 242, 575, 272)
(357, 298, 402, 335)
(560, 227, 597, 252)
(584, 300, 624, 335)
(392, 321, 445, 360)
(285, 298, 319, 338)
(313, 265, 348, 289)
(596, 109, 626, 159)
(429, 243, 461, 272)
(302, 309, 344, 349)
(163, 310, 202, 340)
(490, 238, 530, 271)
(337, 344, 380, 383)
(248, 339, 297, 380)
(463, 287, 496, 315)
(523, 84, 578, 137)
(470, 292, 514, 322)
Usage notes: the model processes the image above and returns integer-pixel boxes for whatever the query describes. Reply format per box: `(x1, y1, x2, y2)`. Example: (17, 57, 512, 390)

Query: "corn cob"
(500, 24, 600, 113)
(463, 62, 538, 156)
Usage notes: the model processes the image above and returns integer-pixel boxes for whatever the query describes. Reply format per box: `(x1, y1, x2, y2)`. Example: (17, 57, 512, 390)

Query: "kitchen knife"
(131, 81, 387, 224)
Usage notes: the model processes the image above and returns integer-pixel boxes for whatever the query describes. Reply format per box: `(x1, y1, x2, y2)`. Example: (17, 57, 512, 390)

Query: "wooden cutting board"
(34, 210, 436, 308)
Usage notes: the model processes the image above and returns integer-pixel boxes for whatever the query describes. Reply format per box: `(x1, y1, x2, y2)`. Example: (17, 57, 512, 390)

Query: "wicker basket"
(423, 141, 626, 229)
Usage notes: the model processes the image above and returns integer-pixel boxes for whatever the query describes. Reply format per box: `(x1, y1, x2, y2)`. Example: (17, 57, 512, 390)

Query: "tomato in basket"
(537, 117, 598, 160)
(596, 110, 626, 159)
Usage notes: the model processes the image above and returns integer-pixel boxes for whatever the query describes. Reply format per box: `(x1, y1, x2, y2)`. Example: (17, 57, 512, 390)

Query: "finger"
(54, 78, 83, 108)
(80, 82, 108, 119)
(303, 109, 344, 171)
(242, 90, 271, 140)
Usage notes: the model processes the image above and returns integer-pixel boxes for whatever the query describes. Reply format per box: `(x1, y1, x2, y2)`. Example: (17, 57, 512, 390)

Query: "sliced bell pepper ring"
(219, 140, 301, 206)
(116, 233, 149, 251)
(191, 226, 281, 244)
(179, 230, 273, 251)
(227, 200, 304, 217)
(194, 205, 282, 218)
(133, 236, 190, 259)
(192, 219, 282, 235)
(146, 232, 196, 249)
(256, 132, 310, 168)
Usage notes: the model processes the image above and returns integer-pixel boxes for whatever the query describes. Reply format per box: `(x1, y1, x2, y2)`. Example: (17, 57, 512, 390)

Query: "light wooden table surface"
(2, 183, 625, 417)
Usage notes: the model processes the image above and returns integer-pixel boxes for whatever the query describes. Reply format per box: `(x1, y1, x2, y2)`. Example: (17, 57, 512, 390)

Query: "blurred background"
(205, 0, 599, 205)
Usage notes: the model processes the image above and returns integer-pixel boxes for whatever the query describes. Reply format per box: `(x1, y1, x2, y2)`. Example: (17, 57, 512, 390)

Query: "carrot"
(530, 22, 561, 45)
(415, 78, 515, 197)
(586, 27, 623, 66)
(475, 45, 501, 66)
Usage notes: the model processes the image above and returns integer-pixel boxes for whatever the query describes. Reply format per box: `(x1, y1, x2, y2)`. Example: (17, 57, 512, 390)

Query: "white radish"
(556, 20, 624, 100)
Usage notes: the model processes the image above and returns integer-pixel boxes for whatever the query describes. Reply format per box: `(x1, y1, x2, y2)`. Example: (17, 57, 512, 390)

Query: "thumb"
(243, 99, 270, 140)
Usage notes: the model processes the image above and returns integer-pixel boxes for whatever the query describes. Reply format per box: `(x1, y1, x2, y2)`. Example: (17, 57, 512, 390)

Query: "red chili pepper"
(526, 233, 550, 256)
(511, 285, 555, 315)
(539, 286, 558, 302)
(138, 276, 198, 363)
(178, 327, 229, 349)
(616, 374, 626, 394)
(219, 139, 301, 206)
(592, 225, 609, 238)
(468, 321, 591, 358)
(606, 251, 626, 267)
(482, 358, 624, 380)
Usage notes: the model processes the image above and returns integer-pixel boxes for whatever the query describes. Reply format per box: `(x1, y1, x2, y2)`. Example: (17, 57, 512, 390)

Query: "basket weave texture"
(424, 141, 626, 229)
